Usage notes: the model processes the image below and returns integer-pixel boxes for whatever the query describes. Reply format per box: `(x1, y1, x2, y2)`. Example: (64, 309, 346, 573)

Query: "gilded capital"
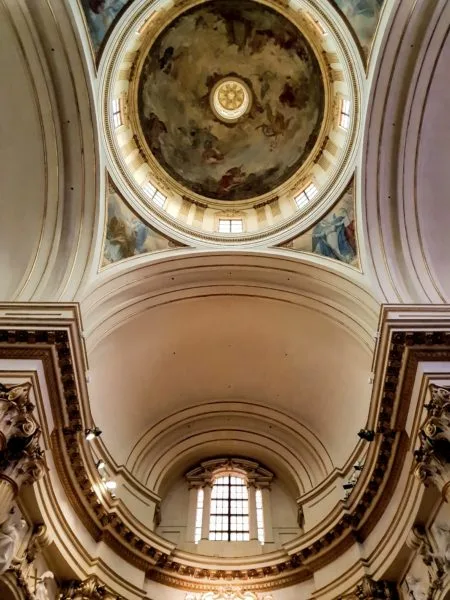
(414, 384, 450, 501)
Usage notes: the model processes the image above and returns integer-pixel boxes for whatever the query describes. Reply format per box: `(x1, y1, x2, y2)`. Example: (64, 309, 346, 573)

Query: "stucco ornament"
(414, 384, 450, 501)
(186, 588, 272, 600)
(0, 512, 25, 575)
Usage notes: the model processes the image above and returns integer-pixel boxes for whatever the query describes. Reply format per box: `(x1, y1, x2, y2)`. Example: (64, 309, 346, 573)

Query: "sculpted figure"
(0, 511, 25, 575)
(35, 571, 55, 600)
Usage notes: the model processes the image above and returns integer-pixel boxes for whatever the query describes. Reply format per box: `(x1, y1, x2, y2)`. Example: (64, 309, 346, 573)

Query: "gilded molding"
(0, 315, 438, 590)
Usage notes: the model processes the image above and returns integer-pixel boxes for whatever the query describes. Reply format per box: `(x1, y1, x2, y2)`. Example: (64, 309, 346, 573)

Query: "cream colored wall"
(156, 477, 189, 546)
(270, 480, 299, 545)
(0, 3, 47, 300)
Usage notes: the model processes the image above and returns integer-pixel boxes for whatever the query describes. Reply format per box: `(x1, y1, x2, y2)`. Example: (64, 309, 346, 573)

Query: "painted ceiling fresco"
(102, 179, 184, 267)
(80, 0, 131, 53)
(332, 0, 384, 57)
(280, 180, 359, 268)
(137, 1, 325, 201)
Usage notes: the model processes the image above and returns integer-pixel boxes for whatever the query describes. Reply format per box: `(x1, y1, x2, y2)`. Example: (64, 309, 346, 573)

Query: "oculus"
(136, 0, 325, 201)
(211, 78, 252, 123)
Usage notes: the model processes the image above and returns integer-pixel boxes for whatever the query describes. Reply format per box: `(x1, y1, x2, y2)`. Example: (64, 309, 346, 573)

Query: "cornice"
(0, 304, 447, 591)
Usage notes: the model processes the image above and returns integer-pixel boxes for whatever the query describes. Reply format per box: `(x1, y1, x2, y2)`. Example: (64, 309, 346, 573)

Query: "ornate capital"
(0, 430, 46, 490)
(59, 575, 122, 600)
(414, 384, 450, 500)
(0, 383, 37, 451)
(355, 577, 398, 600)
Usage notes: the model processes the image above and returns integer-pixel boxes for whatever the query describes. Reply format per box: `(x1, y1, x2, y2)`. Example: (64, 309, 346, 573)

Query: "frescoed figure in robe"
(81, 0, 129, 51)
(312, 209, 356, 263)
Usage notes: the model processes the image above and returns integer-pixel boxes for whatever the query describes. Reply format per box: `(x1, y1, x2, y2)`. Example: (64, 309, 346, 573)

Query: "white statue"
(0, 513, 25, 575)
(35, 570, 54, 600)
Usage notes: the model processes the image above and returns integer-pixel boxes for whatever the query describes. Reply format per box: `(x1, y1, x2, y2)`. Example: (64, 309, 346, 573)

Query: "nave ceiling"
(0, 0, 450, 599)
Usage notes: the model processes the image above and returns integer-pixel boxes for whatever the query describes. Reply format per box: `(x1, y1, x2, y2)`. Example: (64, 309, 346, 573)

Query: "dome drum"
(99, 0, 362, 245)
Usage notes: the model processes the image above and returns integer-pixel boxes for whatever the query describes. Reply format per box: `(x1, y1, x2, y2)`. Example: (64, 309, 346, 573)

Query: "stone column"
(0, 383, 45, 523)
(247, 483, 258, 540)
(201, 483, 212, 540)
(414, 384, 450, 502)
(260, 485, 273, 543)
(186, 484, 201, 543)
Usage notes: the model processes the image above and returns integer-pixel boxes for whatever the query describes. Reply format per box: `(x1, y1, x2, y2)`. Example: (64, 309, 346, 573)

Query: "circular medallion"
(211, 78, 252, 122)
(137, 0, 325, 201)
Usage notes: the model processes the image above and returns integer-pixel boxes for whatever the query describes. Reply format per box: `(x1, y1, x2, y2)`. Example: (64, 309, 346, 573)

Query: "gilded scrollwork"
(59, 575, 121, 600)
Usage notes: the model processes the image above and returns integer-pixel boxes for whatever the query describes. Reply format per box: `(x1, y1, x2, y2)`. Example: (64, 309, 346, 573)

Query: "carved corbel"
(355, 577, 398, 600)
(414, 384, 450, 502)
(59, 575, 122, 600)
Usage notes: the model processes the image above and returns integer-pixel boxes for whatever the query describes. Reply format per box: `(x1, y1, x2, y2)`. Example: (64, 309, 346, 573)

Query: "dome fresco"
(137, 0, 325, 201)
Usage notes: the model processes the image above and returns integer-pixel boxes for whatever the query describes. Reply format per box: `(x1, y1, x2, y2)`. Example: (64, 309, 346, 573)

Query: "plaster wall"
(0, 2, 47, 300)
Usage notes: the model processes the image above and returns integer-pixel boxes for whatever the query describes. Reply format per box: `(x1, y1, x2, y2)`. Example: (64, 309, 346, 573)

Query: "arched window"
(187, 458, 273, 545)
(209, 475, 249, 541)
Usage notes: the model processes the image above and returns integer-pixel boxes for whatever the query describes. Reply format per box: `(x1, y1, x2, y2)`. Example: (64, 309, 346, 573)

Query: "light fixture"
(105, 480, 117, 490)
(358, 429, 375, 442)
(96, 460, 105, 470)
(85, 427, 102, 441)
(343, 481, 356, 490)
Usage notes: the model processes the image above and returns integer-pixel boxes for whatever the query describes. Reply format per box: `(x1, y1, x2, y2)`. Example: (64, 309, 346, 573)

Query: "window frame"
(209, 474, 250, 542)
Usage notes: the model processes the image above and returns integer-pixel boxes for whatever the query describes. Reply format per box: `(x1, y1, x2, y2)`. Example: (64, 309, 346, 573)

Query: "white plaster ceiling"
(88, 290, 372, 476)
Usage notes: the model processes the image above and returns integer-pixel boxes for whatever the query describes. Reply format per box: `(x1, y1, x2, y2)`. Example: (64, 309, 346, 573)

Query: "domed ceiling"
(136, 0, 325, 201)
(102, 0, 362, 243)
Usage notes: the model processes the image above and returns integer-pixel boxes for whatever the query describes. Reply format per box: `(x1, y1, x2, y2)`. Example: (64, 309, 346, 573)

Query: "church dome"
(99, 0, 363, 245)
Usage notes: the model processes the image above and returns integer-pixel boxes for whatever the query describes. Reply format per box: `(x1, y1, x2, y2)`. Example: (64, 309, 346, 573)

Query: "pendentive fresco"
(280, 180, 359, 268)
(79, 1, 384, 63)
(102, 179, 183, 267)
(137, 0, 324, 201)
(332, 0, 384, 57)
(79, 0, 130, 52)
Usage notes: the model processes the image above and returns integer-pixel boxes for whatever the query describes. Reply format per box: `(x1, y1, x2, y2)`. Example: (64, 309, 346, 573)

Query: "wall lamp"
(358, 429, 375, 442)
(85, 427, 102, 441)
(96, 460, 105, 470)
(105, 480, 117, 491)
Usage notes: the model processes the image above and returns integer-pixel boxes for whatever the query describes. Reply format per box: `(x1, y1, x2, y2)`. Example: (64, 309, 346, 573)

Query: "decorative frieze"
(414, 384, 450, 501)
